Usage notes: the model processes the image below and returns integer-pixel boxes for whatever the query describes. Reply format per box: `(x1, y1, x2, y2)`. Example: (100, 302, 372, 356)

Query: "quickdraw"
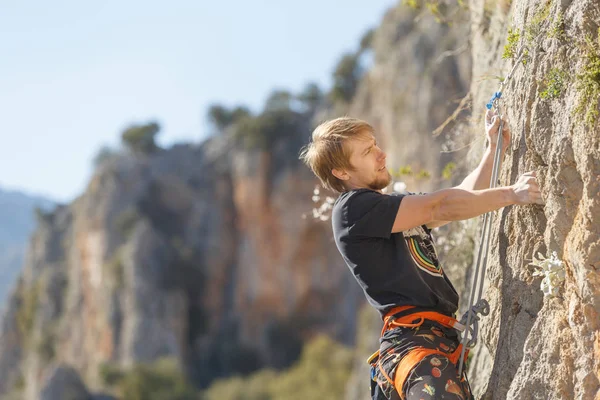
(456, 45, 530, 377)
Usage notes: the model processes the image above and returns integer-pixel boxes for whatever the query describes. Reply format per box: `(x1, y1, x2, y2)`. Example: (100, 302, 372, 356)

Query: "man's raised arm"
(424, 110, 511, 229)
(391, 172, 542, 234)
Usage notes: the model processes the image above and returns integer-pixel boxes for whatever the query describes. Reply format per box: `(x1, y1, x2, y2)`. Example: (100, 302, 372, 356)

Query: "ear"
(332, 168, 349, 181)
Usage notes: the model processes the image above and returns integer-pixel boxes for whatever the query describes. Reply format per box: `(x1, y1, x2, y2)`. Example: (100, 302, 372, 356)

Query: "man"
(299, 112, 543, 400)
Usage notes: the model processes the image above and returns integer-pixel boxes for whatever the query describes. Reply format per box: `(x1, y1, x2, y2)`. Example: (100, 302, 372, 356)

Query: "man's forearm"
(430, 186, 516, 221)
(427, 145, 504, 227)
(458, 145, 505, 191)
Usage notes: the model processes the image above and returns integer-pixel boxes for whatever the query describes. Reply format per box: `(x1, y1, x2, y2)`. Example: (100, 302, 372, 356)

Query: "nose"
(377, 147, 386, 162)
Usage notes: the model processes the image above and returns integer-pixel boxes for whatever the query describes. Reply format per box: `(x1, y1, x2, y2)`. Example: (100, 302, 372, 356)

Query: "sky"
(0, 0, 397, 203)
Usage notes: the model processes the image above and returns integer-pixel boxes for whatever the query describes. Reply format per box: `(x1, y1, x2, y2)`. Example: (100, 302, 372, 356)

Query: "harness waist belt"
(381, 305, 466, 336)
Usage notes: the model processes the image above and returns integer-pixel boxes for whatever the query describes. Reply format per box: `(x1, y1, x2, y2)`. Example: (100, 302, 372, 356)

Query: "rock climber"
(299, 111, 544, 400)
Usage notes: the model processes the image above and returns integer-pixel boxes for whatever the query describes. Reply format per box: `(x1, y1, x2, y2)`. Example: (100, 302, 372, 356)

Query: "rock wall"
(466, 0, 600, 398)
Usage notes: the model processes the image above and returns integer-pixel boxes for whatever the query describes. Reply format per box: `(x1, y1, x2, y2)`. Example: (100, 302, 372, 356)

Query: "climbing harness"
(456, 45, 530, 377)
(369, 306, 473, 400)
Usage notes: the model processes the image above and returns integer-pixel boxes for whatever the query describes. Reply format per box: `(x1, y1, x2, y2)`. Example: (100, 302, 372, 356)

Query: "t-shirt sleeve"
(346, 191, 404, 239)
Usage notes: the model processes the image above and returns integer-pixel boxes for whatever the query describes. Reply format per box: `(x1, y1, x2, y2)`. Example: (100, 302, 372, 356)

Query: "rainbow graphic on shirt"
(403, 226, 443, 277)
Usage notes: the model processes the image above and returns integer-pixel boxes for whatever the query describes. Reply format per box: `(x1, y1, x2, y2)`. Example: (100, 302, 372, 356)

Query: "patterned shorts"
(370, 320, 474, 400)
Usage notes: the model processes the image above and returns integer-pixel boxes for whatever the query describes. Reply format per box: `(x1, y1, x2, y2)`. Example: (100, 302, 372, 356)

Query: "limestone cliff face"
(466, 0, 600, 399)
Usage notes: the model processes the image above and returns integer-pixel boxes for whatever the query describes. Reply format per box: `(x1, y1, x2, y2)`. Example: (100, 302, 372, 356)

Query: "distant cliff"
(0, 114, 368, 398)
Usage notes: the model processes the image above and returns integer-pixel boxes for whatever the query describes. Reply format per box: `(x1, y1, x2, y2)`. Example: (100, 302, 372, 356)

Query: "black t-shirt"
(331, 188, 459, 319)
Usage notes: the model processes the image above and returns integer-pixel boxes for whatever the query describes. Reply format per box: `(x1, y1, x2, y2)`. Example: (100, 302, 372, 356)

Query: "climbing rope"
(456, 45, 530, 377)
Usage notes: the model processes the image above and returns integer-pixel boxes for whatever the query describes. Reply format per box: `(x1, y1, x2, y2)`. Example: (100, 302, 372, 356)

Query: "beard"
(368, 170, 392, 191)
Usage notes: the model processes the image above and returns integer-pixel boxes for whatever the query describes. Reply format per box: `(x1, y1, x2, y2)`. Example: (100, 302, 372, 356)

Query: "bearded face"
(339, 133, 390, 192)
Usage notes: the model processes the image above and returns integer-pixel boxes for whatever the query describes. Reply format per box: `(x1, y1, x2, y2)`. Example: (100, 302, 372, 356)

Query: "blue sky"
(0, 0, 397, 202)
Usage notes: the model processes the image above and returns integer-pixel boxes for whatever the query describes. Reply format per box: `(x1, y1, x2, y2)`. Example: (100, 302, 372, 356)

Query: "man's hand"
(511, 171, 545, 205)
(485, 109, 510, 151)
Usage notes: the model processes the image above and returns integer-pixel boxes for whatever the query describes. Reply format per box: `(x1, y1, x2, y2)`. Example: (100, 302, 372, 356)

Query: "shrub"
(574, 29, 600, 128)
(201, 335, 353, 400)
(503, 28, 521, 60)
(442, 162, 457, 180)
(330, 53, 363, 104)
(539, 68, 568, 100)
(121, 122, 161, 154)
(117, 357, 197, 400)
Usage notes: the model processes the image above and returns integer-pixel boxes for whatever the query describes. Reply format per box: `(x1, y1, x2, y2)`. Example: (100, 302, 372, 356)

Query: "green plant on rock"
(442, 162, 457, 180)
(503, 28, 521, 60)
(525, 0, 551, 43)
(521, 48, 530, 65)
(425, 2, 442, 22)
(548, 12, 565, 39)
(121, 122, 161, 155)
(105, 247, 126, 288)
(539, 68, 568, 99)
(397, 165, 413, 177)
(574, 28, 600, 128)
(108, 357, 197, 400)
(15, 282, 40, 340)
(416, 169, 432, 180)
(503, 27, 529, 65)
(36, 330, 56, 362)
(401, 0, 457, 24)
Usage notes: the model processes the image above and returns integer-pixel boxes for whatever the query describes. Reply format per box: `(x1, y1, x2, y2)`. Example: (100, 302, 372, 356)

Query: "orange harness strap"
(381, 305, 465, 336)
(393, 345, 469, 400)
(378, 306, 469, 399)
(380, 305, 416, 336)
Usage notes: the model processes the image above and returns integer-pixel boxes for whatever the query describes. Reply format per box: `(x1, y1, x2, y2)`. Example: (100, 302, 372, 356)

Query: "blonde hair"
(299, 117, 374, 193)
